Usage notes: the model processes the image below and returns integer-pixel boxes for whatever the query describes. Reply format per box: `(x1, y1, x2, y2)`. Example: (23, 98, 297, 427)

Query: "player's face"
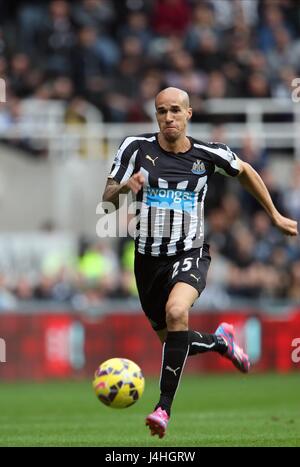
(155, 96, 192, 143)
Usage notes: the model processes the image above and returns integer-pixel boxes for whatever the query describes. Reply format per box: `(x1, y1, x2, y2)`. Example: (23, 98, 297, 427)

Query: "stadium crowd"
(0, 0, 300, 308)
(0, 0, 300, 124)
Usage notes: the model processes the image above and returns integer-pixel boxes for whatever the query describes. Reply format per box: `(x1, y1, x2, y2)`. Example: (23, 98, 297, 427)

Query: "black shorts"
(134, 244, 211, 331)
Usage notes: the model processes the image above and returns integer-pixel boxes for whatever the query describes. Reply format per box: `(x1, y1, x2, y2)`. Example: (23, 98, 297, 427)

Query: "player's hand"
(272, 213, 298, 236)
(124, 171, 145, 194)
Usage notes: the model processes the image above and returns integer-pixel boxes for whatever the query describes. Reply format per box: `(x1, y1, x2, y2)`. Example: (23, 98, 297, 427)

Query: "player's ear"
(187, 107, 192, 121)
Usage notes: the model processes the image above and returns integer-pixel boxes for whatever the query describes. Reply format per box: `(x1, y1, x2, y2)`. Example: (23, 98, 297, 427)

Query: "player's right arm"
(102, 172, 145, 209)
(102, 136, 145, 209)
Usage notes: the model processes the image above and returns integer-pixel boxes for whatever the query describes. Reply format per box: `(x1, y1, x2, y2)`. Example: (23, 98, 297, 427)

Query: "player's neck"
(158, 133, 191, 154)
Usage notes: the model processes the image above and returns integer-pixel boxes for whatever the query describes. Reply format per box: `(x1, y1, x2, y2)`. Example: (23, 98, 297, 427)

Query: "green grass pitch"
(0, 373, 299, 447)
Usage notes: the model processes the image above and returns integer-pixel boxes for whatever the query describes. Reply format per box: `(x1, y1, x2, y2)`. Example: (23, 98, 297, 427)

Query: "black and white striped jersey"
(108, 133, 240, 257)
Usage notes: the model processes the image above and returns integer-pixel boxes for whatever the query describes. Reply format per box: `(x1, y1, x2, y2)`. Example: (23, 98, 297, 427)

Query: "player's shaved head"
(155, 87, 190, 109)
(155, 86, 192, 147)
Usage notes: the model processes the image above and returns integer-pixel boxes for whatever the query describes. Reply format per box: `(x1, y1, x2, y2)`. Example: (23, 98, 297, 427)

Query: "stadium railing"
(0, 98, 299, 162)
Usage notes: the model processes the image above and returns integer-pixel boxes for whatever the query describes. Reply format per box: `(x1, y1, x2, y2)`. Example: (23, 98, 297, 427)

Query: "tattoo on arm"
(102, 178, 129, 209)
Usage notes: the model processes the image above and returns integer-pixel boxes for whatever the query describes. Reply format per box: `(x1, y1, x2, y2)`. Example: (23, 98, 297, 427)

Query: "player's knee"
(165, 301, 188, 329)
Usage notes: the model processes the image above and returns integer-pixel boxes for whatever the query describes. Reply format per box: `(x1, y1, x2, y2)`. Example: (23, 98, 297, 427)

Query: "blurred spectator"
(9, 53, 39, 98)
(152, 0, 191, 37)
(206, 208, 236, 259)
(36, 0, 76, 75)
(266, 27, 300, 78)
(103, 56, 142, 121)
(0, 27, 5, 55)
(271, 66, 298, 98)
(0, 274, 17, 310)
(52, 75, 74, 100)
(237, 0, 259, 28)
(120, 239, 138, 296)
(282, 162, 300, 222)
(191, 30, 225, 73)
(0, 96, 20, 134)
(121, 35, 144, 61)
(237, 134, 268, 172)
(247, 49, 268, 77)
(128, 70, 163, 122)
(72, 0, 116, 32)
(239, 165, 285, 217)
(205, 71, 229, 99)
(18, 3, 45, 55)
(185, 2, 219, 54)
(288, 261, 300, 301)
(13, 277, 34, 301)
(258, 3, 292, 53)
(246, 72, 271, 98)
(64, 96, 103, 156)
(71, 25, 119, 96)
(221, 193, 241, 225)
(165, 50, 207, 96)
(226, 226, 262, 297)
(252, 211, 282, 262)
(78, 241, 118, 288)
(34, 275, 56, 300)
(64, 96, 103, 124)
(0, 96, 45, 156)
(0, 56, 7, 79)
(118, 11, 153, 52)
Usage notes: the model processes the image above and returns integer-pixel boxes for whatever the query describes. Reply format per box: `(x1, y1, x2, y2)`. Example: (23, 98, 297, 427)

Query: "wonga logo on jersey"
(146, 187, 196, 212)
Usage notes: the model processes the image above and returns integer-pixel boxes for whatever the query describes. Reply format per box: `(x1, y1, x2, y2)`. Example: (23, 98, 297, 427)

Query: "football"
(92, 358, 145, 408)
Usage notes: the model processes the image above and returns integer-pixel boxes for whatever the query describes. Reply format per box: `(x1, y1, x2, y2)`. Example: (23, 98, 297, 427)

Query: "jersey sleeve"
(209, 142, 240, 177)
(108, 137, 139, 184)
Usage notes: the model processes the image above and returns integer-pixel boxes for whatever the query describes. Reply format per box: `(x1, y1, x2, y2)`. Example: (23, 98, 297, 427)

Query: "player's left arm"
(237, 159, 298, 236)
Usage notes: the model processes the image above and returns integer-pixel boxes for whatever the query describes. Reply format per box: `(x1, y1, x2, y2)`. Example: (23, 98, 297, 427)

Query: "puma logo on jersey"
(190, 274, 201, 283)
(166, 366, 181, 376)
(146, 155, 158, 166)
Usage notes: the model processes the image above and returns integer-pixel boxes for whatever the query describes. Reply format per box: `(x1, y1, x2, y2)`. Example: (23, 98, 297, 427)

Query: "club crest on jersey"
(192, 160, 206, 175)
